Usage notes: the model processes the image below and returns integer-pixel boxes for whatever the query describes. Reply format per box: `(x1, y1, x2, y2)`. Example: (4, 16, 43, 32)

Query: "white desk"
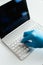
(0, 0, 43, 65)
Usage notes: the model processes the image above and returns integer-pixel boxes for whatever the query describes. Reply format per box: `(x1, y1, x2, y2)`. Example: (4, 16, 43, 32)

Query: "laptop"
(0, 0, 43, 60)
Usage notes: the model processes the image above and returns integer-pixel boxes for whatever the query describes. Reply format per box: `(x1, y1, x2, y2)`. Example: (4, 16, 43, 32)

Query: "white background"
(0, 0, 43, 65)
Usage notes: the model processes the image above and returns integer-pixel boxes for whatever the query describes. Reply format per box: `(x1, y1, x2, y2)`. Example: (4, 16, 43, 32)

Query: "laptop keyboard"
(9, 22, 43, 60)
(9, 37, 34, 60)
(2, 21, 43, 60)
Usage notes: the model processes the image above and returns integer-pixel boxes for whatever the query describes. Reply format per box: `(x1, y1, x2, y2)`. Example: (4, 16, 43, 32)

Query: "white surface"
(0, 0, 43, 65)
(0, 0, 11, 6)
(27, 0, 43, 26)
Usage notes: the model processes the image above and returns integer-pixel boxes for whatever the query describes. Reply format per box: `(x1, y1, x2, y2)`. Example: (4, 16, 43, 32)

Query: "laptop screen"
(0, 0, 30, 38)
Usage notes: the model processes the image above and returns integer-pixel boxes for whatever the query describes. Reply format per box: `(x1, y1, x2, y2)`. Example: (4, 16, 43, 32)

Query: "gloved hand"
(21, 30, 43, 48)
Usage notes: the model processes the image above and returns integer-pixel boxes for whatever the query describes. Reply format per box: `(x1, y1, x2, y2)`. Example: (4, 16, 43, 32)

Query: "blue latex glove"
(21, 30, 43, 48)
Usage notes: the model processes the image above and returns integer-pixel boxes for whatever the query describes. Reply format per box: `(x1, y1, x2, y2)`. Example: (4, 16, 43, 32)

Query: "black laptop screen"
(0, 0, 30, 38)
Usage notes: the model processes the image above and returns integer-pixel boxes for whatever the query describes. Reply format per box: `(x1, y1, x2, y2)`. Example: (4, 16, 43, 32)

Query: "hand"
(21, 30, 43, 48)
